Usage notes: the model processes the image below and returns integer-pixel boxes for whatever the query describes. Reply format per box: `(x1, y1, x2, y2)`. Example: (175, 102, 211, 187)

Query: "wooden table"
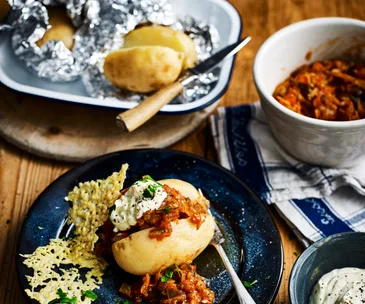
(0, 1, 364, 303)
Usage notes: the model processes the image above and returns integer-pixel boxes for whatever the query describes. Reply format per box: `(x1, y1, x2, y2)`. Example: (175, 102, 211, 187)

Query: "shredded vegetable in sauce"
(119, 263, 215, 304)
(273, 59, 365, 121)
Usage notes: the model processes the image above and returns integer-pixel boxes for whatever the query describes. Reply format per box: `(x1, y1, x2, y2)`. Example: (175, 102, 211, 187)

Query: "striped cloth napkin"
(210, 103, 365, 247)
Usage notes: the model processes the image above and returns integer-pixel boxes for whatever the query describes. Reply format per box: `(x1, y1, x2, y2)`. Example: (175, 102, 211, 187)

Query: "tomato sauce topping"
(119, 263, 215, 304)
(95, 184, 208, 257)
(273, 59, 365, 121)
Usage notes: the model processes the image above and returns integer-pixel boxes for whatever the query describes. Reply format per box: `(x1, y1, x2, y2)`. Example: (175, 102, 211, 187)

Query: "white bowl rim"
(253, 17, 365, 129)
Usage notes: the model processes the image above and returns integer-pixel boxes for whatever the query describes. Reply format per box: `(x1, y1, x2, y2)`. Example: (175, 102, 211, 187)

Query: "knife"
(116, 36, 252, 132)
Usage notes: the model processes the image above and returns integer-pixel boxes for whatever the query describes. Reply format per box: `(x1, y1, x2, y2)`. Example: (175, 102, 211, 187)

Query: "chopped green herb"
(48, 289, 77, 304)
(57, 289, 67, 298)
(142, 184, 162, 199)
(293, 252, 299, 257)
(122, 301, 131, 304)
(82, 290, 98, 300)
(143, 188, 154, 199)
(37, 226, 44, 230)
(138, 175, 162, 186)
(174, 264, 181, 277)
(242, 279, 258, 288)
(161, 266, 175, 282)
(163, 206, 170, 214)
(265, 275, 271, 280)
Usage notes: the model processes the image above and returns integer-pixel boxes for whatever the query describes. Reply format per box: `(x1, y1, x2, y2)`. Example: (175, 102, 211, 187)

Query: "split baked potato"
(112, 179, 215, 276)
(124, 25, 197, 70)
(103, 46, 185, 93)
(36, 7, 75, 50)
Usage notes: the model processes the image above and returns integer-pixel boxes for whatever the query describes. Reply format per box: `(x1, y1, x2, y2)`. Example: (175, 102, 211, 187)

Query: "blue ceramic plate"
(16, 149, 283, 304)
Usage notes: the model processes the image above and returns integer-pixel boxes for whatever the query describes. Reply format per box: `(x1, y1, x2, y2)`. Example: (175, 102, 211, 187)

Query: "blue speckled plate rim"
(288, 231, 365, 304)
(15, 148, 283, 303)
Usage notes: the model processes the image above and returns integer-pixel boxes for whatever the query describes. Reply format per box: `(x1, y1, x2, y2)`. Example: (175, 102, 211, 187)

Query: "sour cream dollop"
(110, 179, 167, 232)
(309, 267, 365, 304)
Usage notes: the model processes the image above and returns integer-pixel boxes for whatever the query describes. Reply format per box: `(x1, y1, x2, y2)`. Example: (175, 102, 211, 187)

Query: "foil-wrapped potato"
(36, 7, 75, 50)
(124, 26, 197, 70)
(112, 179, 215, 275)
(103, 46, 184, 93)
(0, 0, 10, 22)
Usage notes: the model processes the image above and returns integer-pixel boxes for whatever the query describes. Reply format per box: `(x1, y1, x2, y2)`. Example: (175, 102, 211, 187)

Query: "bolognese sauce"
(119, 263, 215, 304)
(273, 59, 365, 121)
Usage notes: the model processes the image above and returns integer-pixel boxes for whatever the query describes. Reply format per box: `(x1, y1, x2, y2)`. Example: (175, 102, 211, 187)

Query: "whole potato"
(103, 46, 184, 93)
(124, 26, 197, 70)
(0, 0, 10, 22)
(36, 7, 75, 50)
(112, 179, 215, 275)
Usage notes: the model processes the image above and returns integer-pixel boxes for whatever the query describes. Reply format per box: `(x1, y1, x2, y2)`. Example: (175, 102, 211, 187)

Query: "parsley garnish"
(122, 301, 131, 304)
(174, 264, 181, 277)
(163, 206, 170, 214)
(57, 289, 67, 298)
(48, 289, 77, 304)
(161, 266, 175, 282)
(82, 290, 98, 300)
(242, 279, 258, 288)
(142, 183, 162, 199)
(293, 252, 299, 257)
(265, 275, 271, 280)
(37, 226, 44, 230)
(139, 175, 162, 186)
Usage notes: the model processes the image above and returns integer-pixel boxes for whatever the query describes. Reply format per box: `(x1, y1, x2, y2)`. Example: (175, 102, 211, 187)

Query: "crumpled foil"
(6, 0, 220, 103)
(9, 0, 82, 81)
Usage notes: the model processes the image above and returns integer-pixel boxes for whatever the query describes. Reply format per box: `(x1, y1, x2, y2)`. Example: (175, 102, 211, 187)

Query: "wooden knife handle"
(116, 81, 184, 132)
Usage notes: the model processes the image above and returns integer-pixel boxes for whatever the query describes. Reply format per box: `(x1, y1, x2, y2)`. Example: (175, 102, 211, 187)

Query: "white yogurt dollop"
(310, 267, 365, 304)
(110, 179, 167, 232)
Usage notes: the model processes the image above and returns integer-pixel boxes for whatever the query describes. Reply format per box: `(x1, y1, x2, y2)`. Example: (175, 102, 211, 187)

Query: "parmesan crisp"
(21, 238, 107, 304)
(67, 164, 128, 253)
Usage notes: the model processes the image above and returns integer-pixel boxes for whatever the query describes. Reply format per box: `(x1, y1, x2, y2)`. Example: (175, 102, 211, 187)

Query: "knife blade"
(116, 36, 252, 132)
(189, 36, 252, 76)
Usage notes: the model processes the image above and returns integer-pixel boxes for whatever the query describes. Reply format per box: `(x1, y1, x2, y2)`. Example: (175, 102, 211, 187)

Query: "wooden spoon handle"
(116, 81, 184, 132)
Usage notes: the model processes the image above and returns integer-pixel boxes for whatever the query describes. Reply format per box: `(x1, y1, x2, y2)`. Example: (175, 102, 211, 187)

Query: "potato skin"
(112, 216, 215, 275)
(0, 0, 10, 22)
(112, 179, 214, 275)
(36, 7, 75, 50)
(124, 26, 197, 70)
(103, 46, 184, 93)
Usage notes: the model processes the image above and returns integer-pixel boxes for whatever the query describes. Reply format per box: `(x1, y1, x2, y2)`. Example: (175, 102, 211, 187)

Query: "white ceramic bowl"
(253, 18, 365, 168)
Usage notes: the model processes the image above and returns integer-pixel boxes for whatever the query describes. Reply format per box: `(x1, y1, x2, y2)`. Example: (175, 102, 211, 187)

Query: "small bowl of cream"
(289, 232, 365, 304)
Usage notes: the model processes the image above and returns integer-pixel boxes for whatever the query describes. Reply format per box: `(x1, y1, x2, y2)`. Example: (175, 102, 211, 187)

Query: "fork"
(208, 210, 257, 304)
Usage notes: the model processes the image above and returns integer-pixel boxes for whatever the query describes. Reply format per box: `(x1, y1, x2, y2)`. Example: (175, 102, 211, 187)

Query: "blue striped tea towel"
(210, 103, 365, 247)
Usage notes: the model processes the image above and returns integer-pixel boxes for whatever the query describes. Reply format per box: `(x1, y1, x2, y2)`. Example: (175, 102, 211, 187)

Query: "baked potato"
(112, 179, 215, 276)
(124, 25, 197, 70)
(103, 46, 184, 93)
(0, 0, 10, 22)
(36, 7, 75, 50)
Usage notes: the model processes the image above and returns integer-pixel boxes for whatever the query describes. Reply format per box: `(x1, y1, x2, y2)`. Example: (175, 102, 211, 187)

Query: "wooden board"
(0, 86, 218, 162)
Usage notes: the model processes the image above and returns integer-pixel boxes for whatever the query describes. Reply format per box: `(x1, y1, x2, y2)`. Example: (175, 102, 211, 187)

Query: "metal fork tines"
(208, 209, 257, 304)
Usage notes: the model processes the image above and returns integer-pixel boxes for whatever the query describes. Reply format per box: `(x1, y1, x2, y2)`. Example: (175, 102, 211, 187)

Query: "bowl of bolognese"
(253, 17, 365, 167)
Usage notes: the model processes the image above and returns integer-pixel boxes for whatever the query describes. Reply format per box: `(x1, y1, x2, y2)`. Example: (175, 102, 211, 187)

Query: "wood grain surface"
(0, 1, 364, 303)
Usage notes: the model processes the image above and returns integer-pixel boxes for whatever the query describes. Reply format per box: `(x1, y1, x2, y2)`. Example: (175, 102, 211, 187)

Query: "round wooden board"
(0, 86, 219, 162)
